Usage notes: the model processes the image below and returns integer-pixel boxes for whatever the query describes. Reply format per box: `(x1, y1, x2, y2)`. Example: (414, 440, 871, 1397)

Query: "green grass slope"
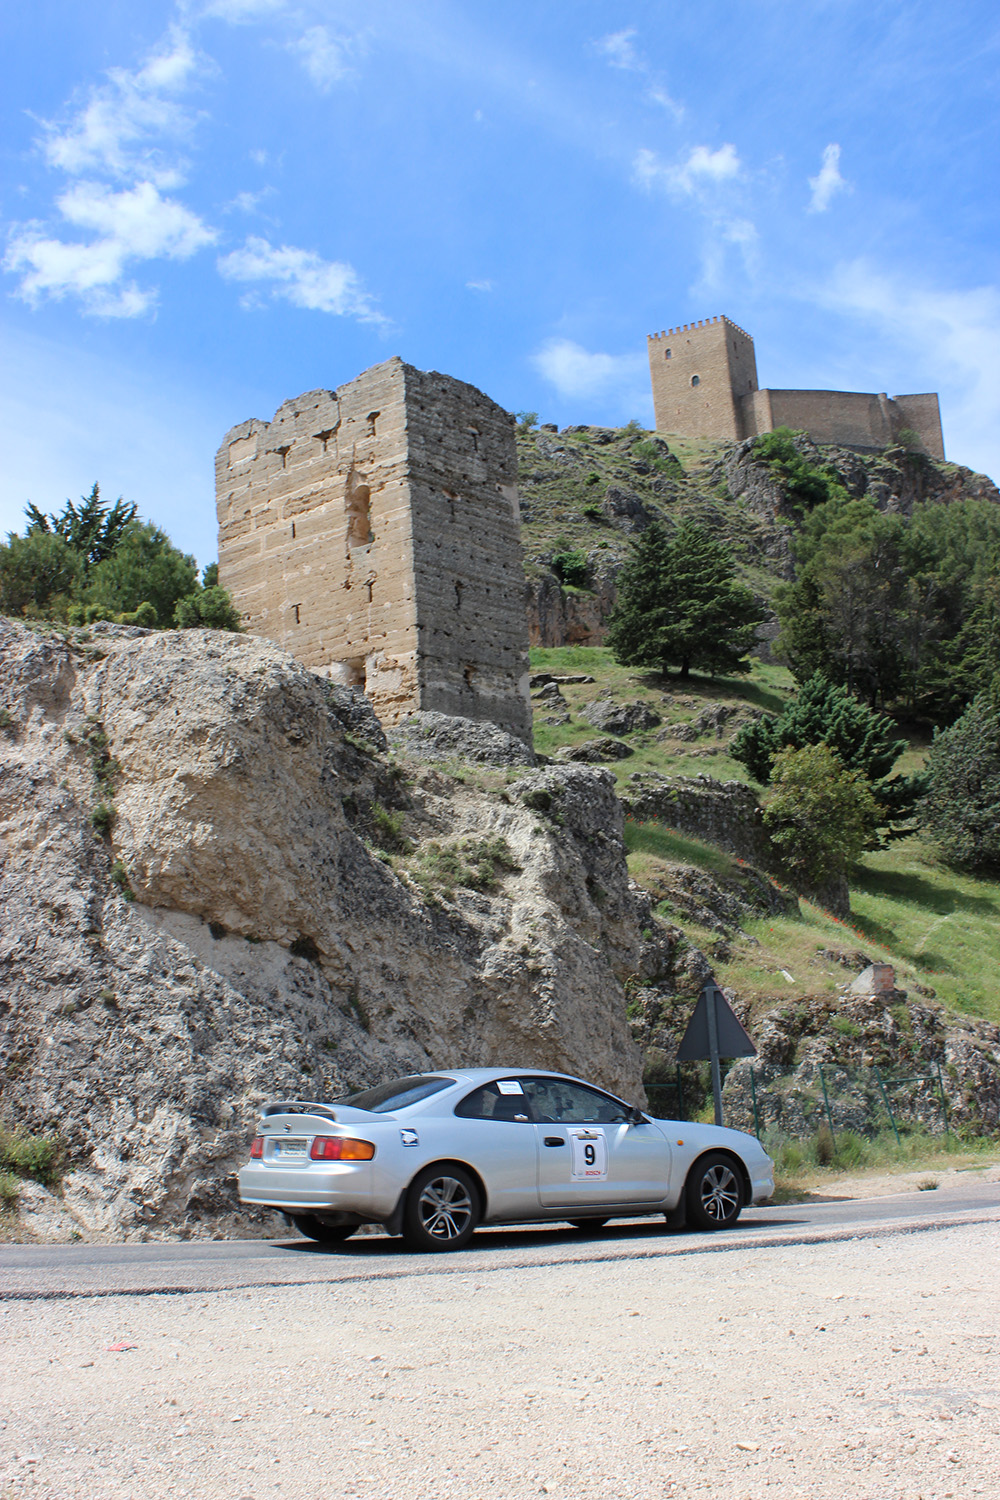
(530, 644, 1000, 1029)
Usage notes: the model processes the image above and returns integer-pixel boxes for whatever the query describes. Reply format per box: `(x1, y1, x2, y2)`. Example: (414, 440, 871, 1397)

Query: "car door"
(451, 1079, 542, 1221)
(520, 1077, 671, 1209)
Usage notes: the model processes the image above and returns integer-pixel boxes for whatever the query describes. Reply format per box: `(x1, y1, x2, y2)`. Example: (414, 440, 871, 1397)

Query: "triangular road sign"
(677, 983, 757, 1061)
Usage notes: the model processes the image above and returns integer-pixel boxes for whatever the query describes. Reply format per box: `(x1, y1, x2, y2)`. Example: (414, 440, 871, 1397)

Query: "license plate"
(273, 1137, 307, 1157)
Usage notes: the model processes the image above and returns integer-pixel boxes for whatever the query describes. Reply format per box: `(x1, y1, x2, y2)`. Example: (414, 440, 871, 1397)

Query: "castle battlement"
(647, 315, 944, 458)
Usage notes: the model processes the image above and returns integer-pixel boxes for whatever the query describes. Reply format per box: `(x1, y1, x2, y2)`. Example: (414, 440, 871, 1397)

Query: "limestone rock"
(583, 700, 661, 736)
(0, 620, 664, 1240)
(555, 738, 634, 763)
(388, 710, 536, 766)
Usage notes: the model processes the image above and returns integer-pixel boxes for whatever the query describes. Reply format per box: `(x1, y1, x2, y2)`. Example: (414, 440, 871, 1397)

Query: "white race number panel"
(568, 1128, 608, 1182)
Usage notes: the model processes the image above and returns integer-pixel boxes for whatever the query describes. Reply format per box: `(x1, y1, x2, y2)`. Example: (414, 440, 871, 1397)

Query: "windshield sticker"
(400, 1129, 419, 1147)
(496, 1080, 524, 1095)
(569, 1128, 609, 1181)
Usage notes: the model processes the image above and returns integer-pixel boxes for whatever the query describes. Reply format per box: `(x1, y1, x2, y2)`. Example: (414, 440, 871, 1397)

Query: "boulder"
(584, 699, 661, 736)
(388, 710, 535, 766)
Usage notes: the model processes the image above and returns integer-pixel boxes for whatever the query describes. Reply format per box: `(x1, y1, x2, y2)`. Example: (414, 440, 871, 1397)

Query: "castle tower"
(647, 316, 759, 440)
(215, 357, 532, 740)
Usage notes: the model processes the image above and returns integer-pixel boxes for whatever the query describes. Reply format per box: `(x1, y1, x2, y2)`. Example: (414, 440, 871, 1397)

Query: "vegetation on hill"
(0, 485, 241, 631)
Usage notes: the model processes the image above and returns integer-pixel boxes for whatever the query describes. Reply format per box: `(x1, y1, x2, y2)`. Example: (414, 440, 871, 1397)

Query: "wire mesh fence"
(645, 1059, 951, 1143)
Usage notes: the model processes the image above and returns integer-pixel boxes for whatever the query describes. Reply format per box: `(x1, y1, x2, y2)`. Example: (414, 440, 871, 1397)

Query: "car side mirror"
(628, 1106, 646, 1126)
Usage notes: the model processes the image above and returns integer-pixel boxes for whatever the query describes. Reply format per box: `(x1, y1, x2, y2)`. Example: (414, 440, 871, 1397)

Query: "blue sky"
(2, 0, 998, 567)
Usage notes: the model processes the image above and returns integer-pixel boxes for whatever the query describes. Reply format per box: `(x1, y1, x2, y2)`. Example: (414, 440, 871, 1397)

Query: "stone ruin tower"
(216, 357, 532, 740)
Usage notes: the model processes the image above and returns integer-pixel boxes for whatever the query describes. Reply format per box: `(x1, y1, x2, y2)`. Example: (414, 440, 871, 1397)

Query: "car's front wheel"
(685, 1153, 743, 1230)
(290, 1214, 357, 1245)
(402, 1165, 479, 1252)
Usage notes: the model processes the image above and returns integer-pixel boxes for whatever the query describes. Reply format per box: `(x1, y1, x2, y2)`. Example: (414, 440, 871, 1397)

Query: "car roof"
(431, 1068, 621, 1093)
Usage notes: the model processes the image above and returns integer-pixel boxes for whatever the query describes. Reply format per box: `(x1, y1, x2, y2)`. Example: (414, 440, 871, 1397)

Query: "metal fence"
(645, 1060, 951, 1142)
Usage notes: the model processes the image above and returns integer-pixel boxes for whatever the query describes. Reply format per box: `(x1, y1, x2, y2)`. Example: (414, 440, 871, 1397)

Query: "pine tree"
(921, 693, 1000, 871)
(606, 517, 764, 679)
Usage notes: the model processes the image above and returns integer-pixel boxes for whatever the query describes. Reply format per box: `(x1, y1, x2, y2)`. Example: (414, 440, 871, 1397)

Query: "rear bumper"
(238, 1161, 380, 1215)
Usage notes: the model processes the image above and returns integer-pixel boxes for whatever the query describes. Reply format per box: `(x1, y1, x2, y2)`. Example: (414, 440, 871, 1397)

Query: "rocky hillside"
(0, 618, 712, 1241)
(518, 423, 999, 646)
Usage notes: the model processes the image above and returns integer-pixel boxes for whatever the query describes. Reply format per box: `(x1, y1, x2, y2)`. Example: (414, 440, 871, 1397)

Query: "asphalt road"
(2, 1180, 998, 1300)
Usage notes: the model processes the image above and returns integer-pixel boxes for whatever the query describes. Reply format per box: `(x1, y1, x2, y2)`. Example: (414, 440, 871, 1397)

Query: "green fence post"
(818, 1064, 836, 1141)
(676, 1064, 685, 1122)
(749, 1065, 762, 1141)
(873, 1065, 901, 1145)
(935, 1060, 950, 1132)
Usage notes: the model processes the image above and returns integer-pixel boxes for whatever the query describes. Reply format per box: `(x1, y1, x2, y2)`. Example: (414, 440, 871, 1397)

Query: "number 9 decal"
(569, 1130, 608, 1182)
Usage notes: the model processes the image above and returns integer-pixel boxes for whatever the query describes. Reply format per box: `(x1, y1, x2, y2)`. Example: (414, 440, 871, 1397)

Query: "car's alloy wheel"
(685, 1153, 743, 1231)
(290, 1213, 357, 1244)
(403, 1165, 479, 1251)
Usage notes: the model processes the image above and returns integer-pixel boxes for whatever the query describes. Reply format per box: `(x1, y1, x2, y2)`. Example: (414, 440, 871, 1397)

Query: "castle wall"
(648, 316, 759, 440)
(649, 315, 945, 459)
(740, 388, 945, 457)
(216, 358, 531, 739)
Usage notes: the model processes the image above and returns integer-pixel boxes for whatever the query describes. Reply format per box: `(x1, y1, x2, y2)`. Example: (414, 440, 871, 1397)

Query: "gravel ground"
(2, 1219, 998, 1500)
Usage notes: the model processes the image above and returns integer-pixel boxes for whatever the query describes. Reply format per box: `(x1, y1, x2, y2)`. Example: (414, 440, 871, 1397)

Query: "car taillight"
(309, 1136, 375, 1161)
(249, 1136, 263, 1159)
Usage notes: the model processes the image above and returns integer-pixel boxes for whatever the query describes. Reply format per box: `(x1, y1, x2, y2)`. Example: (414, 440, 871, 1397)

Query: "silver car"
(238, 1068, 774, 1252)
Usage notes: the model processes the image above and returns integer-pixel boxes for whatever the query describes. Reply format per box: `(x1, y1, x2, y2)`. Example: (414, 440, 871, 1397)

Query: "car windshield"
(338, 1075, 456, 1113)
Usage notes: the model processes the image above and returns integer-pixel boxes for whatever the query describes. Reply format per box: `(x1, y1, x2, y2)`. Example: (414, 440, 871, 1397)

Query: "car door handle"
(543, 1137, 565, 1147)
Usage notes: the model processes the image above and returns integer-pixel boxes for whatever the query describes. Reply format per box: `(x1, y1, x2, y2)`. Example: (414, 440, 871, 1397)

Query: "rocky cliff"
(0, 618, 705, 1241)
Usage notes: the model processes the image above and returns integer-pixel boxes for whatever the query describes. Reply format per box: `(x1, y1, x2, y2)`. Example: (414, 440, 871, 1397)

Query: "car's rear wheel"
(402, 1165, 479, 1252)
(568, 1218, 609, 1232)
(685, 1153, 743, 1231)
(290, 1214, 357, 1244)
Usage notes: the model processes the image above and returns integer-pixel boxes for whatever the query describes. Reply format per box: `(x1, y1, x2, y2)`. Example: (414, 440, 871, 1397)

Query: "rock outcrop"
(0, 620, 675, 1241)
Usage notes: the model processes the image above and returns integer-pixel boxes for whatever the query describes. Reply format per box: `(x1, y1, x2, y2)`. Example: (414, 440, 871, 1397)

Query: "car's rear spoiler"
(261, 1100, 340, 1122)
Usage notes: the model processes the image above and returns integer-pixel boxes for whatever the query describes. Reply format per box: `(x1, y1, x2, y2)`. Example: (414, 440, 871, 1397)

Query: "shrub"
(762, 743, 881, 888)
(551, 549, 590, 589)
(0, 1124, 63, 1187)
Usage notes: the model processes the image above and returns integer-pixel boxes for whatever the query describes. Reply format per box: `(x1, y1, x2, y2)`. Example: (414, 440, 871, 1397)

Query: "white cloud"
(646, 85, 684, 120)
(808, 143, 848, 213)
(41, 29, 202, 182)
(531, 339, 648, 402)
(634, 143, 741, 197)
(820, 260, 1000, 481)
(466, 278, 495, 292)
(218, 235, 386, 323)
(596, 28, 641, 71)
(196, 0, 289, 21)
(5, 182, 215, 316)
(290, 25, 355, 90)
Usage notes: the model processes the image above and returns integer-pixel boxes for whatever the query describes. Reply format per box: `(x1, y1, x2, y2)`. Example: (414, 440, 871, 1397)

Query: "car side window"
(519, 1079, 629, 1125)
(454, 1083, 534, 1122)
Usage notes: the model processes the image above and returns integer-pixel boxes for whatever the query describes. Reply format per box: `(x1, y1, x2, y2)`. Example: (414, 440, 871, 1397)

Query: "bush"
(174, 584, 243, 632)
(0, 1123, 63, 1187)
(762, 743, 881, 888)
(551, 549, 590, 589)
(921, 694, 1000, 871)
(753, 427, 847, 512)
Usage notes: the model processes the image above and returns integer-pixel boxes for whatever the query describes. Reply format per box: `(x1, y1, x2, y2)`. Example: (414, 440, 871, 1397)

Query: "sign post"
(676, 980, 757, 1127)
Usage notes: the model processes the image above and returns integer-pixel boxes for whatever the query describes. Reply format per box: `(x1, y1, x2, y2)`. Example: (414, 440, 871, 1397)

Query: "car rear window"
(338, 1076, 456, 1113)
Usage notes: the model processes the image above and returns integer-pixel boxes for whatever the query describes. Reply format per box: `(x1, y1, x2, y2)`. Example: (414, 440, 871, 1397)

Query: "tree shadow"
(854, 864, 999, 919)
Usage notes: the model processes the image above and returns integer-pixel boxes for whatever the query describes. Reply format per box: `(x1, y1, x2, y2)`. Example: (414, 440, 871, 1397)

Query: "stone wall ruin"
(216, 357, 532, 739)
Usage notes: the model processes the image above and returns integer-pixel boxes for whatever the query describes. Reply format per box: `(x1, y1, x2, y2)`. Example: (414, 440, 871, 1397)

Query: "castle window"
(293, 604, 301, 625)
(366, 411, 380, 437)
(691, 374, 701, 387)
(664, 349, 672, 359)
